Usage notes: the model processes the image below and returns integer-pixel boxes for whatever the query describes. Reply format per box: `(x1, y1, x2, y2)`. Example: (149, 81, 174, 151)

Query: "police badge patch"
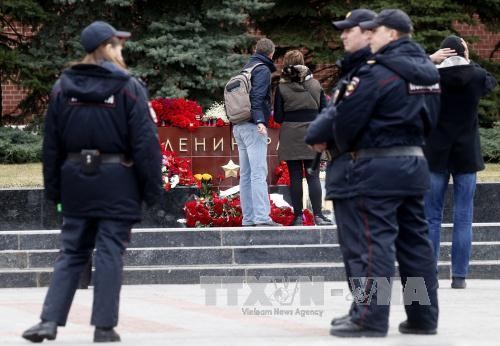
(344, 77, 360, 97)
(408, 83, 441, 94)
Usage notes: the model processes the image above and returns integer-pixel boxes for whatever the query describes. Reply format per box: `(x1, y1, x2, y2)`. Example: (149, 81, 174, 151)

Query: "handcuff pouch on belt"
(80, 150, 101, 175)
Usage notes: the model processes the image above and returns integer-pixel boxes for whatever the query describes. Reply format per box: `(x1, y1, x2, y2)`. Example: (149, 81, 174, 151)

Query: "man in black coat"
(22, 21, 162, 343)
(305, 6, 376, 324)
(310, 9, 441, 337)
(424, 35, 497, 289)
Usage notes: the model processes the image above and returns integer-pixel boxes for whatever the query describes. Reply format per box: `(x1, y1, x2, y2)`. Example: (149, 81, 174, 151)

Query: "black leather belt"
(352, 146, 424, 159)
(66, 152, 126, 163)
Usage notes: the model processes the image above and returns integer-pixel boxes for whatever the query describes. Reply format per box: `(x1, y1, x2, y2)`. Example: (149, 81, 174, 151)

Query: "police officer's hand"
(310, 143, 327, 153)
(429, 48, 456, 64)
(257, 123, 267, 136)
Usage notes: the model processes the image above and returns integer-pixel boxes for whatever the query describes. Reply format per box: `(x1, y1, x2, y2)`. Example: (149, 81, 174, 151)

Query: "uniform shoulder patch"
(344, 77, 360, 97)
(408, 83, 441, 94)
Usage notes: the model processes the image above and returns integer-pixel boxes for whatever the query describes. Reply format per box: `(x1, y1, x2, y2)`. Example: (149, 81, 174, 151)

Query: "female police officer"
(22, 21, 162, 343)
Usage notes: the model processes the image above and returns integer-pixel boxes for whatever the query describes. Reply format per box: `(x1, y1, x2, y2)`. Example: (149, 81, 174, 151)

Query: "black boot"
(398, 320, 437, 335)
(330, 313, 350, 326)
(94, 327, 121, 343)
(451, 277, 466, 289)
(314, 214, 332, 225)
(330, 320, 386, 337)
(22, 321, 57, 343)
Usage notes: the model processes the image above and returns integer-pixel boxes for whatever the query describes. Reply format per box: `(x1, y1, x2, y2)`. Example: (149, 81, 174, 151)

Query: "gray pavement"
(1, 280, 499, 345)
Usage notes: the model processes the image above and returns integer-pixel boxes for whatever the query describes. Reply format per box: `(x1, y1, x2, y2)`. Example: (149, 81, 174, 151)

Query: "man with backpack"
(231, 38, 280, 226)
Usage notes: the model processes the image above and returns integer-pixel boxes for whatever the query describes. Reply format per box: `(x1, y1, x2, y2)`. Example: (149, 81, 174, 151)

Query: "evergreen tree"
(4, 0, 272, 117)
(0, 0, 46, 121)
(254, 0, 499, 124)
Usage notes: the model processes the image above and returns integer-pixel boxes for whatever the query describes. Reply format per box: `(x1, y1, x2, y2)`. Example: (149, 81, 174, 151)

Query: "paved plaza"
(1, 280, 499, 345)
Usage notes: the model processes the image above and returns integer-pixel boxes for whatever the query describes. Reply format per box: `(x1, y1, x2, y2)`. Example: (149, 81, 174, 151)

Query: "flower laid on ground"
(161, 145, 197, 191)
(302, 209, 315, 226)
(184, 193, 243, 227)
(152, 97, 202, 132)
(270, 200, 294, 226)
(274, 161, 290, 186)
(202, 101, 229, 125)
(184, 191, 311, 227)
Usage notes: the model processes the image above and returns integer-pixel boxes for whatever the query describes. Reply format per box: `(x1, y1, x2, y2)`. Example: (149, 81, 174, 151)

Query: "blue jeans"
(424, 172, 476, 278)
(233, 123, 271, 225)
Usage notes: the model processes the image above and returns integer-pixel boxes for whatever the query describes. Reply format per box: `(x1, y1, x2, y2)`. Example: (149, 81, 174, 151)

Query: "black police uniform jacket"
(43, 63, 162, 221)
(326, 38, 440, 198)
(424, 61, 496, 174)
(305, 47, 372, 198)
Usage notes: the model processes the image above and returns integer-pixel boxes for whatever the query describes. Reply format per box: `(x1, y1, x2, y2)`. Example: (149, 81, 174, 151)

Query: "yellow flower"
(202, 173, 212, 181)
(194, 174, 203, 181)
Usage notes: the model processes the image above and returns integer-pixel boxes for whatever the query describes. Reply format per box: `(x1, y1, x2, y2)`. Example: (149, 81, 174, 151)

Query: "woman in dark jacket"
(22, 21, 162, 343)
(274, 50, 331, 225)
(424, 35, 496, 289)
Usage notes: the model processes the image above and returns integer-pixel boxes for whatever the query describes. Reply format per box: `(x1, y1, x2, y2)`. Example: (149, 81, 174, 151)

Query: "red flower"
(153, 97, 203, 130)
(302, 209, 315, 226)
(275, 161, 290, 186)
(215, 118, 225, 127)
(267, 115, 281, 129)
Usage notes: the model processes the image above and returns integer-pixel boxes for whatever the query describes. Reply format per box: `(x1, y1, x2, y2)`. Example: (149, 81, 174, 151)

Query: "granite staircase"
(1, 223, 499, 288)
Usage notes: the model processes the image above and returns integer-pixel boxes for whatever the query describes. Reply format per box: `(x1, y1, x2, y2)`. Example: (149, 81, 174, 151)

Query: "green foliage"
(480, 125, 500, 163)
(476, 58, 500, 127)
(0, 127, 42, 163)
(2, 0, 498, 117)
(0, 0, 47, 119)
(4, 0, 273, 115)
(254, 0, 499, 118)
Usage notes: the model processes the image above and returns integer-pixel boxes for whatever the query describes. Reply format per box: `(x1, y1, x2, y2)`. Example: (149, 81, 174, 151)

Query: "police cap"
(81, 21, 131, 53)
(332, 9, 377, 30)
(359, 9, 413, 34)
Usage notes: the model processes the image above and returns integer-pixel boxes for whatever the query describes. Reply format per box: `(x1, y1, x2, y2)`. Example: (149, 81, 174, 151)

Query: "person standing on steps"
(232, 38, 281, 227)
(273, 49, 331, 226)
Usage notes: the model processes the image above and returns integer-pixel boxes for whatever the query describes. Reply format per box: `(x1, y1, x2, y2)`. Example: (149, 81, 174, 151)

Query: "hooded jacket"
(43, 63, 162, 221)
(274, 65, 327, 161)
(243, 53, 277, 125)
(424, 60, 496, 173)
(326, 38, 441, 198)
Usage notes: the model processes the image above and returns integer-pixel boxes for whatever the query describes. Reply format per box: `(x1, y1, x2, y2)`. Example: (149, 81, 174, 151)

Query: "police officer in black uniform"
(22, 21, 162, 343)
(308, 9, 440, 337)
(306, 8, 376, 326)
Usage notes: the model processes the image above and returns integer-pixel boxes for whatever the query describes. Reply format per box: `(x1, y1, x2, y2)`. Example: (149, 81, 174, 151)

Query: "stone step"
(1, 260, 499, 288)
(1, 242, 500, 270)
(1, 223, 500, 250)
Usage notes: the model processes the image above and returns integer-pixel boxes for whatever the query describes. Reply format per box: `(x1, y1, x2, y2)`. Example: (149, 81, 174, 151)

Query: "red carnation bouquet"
(184, 193, 243, 227)
(275, 161, 290, 186)
(152, 97, 202, 132)
(183, 192, 313, 227)
(161, 145, 197, 191)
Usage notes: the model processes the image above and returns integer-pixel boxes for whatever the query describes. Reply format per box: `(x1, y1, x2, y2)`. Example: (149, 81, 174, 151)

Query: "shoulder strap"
(242, 62, 265, 75)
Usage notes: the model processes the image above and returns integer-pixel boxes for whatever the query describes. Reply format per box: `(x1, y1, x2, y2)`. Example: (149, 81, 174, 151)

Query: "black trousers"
(41, 217, 133, 327)
(333, 195, 439, 333)
(286, 159, 323, 216)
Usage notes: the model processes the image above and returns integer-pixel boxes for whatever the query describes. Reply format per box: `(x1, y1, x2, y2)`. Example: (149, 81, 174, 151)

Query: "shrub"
(480, 125, 500, 163)
(0, 127, 42, 163)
